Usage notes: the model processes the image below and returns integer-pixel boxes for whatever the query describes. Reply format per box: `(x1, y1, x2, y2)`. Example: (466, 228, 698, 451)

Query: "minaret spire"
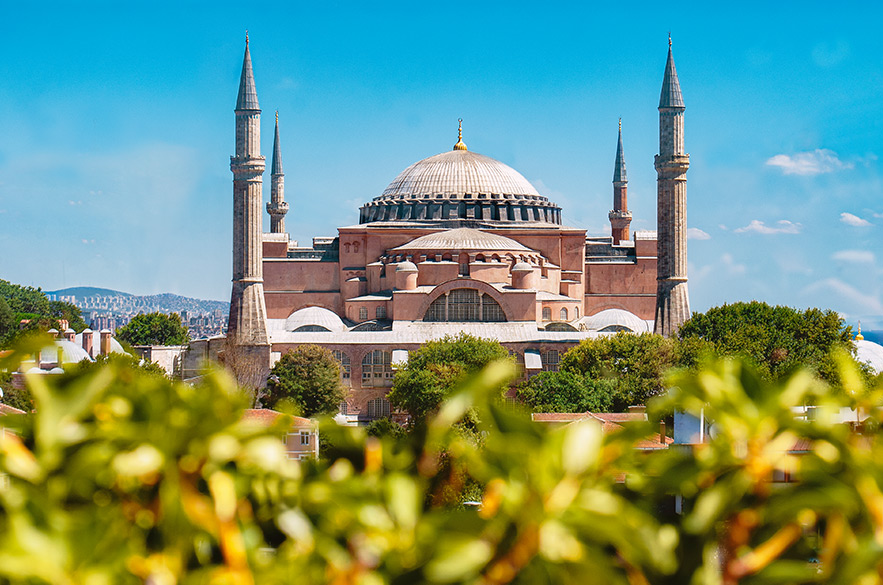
(609, 118, 631, 245)
(654, 37, 691, 337)
(228, 35, 270, 383)
(267, 111, 289, 233)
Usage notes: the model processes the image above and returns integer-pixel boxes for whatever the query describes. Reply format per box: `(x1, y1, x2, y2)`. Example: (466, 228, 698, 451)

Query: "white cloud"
(718, 224, 728, 231)
(687, 228, 710, 240)
(803, 278, 883, 315)
(721, 253, 746, 276)
(840, 212, 872, 227)
(766, 149, 853, 176)
(734, 219, 802, 235)
(832, 250, 875, 263)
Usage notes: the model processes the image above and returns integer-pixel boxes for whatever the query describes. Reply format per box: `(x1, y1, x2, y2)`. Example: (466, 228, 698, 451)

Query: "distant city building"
(224, 36, 691, 421)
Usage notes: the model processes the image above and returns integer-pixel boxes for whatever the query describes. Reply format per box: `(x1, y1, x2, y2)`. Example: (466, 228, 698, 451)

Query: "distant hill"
(47, 287, 132, 298)
(46, 287, 229, 317)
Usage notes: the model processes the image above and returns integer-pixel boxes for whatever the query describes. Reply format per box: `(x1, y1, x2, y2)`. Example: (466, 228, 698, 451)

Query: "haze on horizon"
(1, 1, 880, 328)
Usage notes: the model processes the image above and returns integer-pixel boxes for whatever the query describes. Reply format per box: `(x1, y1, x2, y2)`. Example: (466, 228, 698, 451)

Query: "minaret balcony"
(267, 201, 289, 216)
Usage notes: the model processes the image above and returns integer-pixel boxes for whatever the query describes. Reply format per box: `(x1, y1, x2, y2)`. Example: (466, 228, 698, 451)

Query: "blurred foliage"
(116, 312, 191, 347)
(389, 333, 513, 422)
(265, 345, 346, 417)
(3, 334, 883, 583)
(516, 370, 614, 413)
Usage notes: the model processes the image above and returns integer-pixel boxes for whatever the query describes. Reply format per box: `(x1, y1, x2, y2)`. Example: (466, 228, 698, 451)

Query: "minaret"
(228, 34, 270, 354)
(653, 36, 691, 337)
(609, 118, 632, 245)
(267, 111, 289, 233)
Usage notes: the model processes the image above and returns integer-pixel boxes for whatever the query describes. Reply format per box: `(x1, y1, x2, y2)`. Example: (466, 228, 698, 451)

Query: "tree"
(516, 370, 614, 413)
(264, 344, 346, 416)
(365, 417, 407, 440)
(678, 301, 854, 384)
(115, 312, 190, 346)
(560, 331, 678, 411)
(387, 332, 512, 421)
(0, 298, 16, 347)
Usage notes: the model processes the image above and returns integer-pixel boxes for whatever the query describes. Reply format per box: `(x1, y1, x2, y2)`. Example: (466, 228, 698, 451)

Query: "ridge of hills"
(47, 287, 229, 316)
(46, 286, 132, 298)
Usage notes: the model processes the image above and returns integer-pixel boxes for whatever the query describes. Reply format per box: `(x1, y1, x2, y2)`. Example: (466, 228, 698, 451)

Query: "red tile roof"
(241, 408, 314, 428)
(0, 404, 26, 416)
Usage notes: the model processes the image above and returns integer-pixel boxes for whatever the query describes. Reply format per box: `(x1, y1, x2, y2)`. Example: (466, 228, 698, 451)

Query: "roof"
(391, 227, 534, 253)
(531, 411, 671, 449)
(241, 408, 314, 428)
(379, 149, 541, 200)
(659, 45, 684, 109)
(0, 404, 26, 416)
(235, 40, 260, 111)
(268, 319, 605, 345)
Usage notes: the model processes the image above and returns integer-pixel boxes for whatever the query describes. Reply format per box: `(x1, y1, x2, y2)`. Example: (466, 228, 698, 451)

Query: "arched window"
(542, 307, 552, 321)
(359, 306, 368, 320)
(366, 397, 392, 419)
(331, 350, 351, 384)
(542, 350, 560, 372)
(575, 307, 579, 319)
(361, 350, 393, 388)
(376, 306, 387, 319)
(424, 288, 506, 322)
(560, 307, 568, 321)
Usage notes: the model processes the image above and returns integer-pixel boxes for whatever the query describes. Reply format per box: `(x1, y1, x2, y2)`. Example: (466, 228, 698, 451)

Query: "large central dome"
(360, 146, 561, 226)
(381, 150, 541, 199)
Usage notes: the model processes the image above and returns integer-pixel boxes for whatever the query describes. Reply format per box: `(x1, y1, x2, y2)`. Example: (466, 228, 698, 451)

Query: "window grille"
(361, 350, 393, 387)
(331, 350, 351, 382)
(423, 288, 506, 322)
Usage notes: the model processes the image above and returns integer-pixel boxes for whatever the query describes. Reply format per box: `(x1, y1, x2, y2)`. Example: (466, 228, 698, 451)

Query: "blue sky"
(1, 1, 881, 329)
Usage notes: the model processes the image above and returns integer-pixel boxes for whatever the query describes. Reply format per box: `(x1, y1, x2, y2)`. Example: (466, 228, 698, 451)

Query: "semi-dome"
(284, 306, 347, 333)
(360, 148, 561, 226)
(391, 227, 534, 253)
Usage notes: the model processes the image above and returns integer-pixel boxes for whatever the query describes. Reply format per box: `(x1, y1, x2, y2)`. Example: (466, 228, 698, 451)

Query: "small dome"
(511, 261, 533, 272)
(582, 309, 650, 333)
(396, 261, 418, 272)
(40, 340, 93, 365)
(285, 306, 346, 333)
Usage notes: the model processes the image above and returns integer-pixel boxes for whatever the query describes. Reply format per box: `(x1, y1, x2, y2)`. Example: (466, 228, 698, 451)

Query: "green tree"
(678, 301, 854, 384)
(560, 331, 677, 410)
(516, 370, 614, 413)
(388, 332, 512, 421)
(264, 344, 346, 416)
(0, 298, 16, 346)
(365, 417, 407, 440)
(115, 312, 190, 346)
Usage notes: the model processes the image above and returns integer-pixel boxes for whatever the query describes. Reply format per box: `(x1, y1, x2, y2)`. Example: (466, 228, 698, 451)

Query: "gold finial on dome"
(275, 110, 279, 124)
(857, 321, 864, 341)
(453, 118, 468, 151)
(246, 30, 249, 46)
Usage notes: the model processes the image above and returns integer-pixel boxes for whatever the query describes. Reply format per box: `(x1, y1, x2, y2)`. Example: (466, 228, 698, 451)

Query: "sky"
(0, 1, 881, 329)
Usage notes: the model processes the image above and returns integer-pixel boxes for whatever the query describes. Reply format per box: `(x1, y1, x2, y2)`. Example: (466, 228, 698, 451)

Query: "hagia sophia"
(223, 36, 691, 421)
